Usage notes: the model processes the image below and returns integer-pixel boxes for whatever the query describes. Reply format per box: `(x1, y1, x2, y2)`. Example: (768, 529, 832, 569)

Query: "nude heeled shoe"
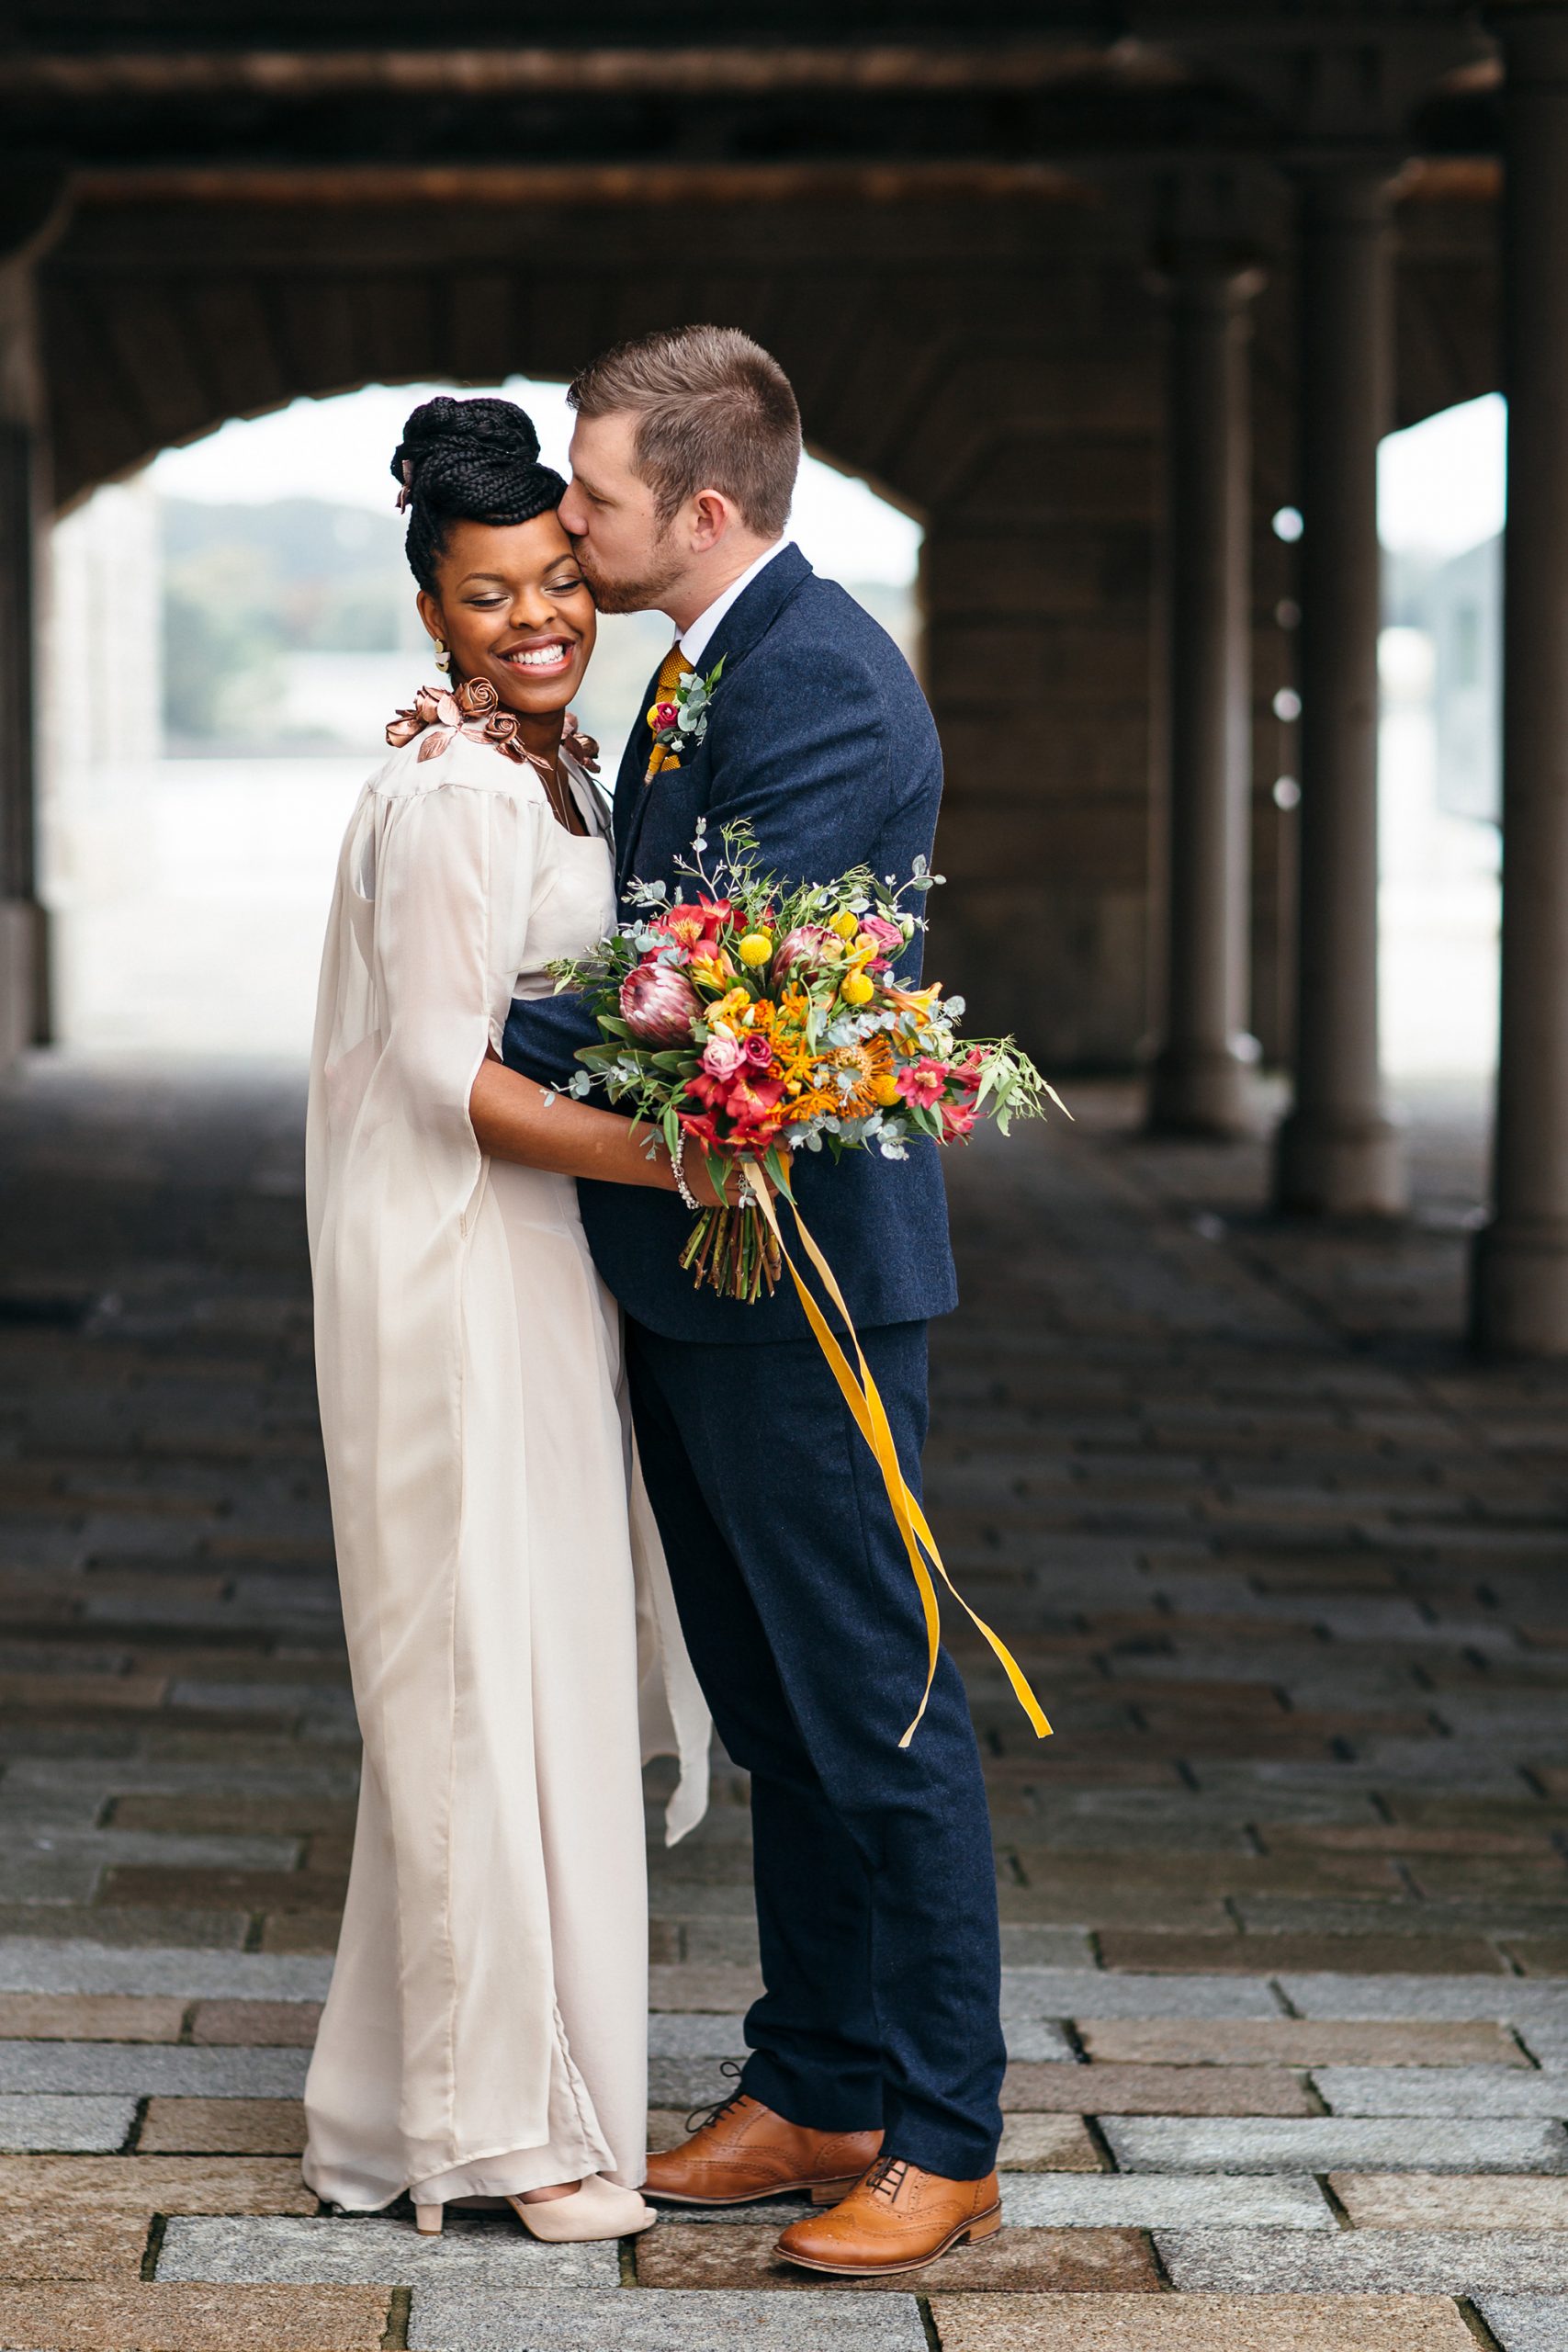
(413, 2174, 656, 2242)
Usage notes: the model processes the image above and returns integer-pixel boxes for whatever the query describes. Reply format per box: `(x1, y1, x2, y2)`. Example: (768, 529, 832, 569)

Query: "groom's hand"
(563, 710, 600, 773)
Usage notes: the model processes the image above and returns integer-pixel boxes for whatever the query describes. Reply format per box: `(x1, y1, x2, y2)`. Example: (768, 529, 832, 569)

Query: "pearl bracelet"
(669, 1132, 703, 1213)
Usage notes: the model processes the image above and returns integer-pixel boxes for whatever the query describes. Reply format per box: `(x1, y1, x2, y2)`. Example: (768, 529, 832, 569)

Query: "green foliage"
(161, 496, 411, 743)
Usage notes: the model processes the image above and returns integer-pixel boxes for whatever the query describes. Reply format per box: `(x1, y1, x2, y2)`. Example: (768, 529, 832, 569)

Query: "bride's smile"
(415, 510, 596, 725)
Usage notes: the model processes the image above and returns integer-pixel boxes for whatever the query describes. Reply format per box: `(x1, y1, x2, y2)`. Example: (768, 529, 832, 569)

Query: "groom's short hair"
(569, 325, 801, 537)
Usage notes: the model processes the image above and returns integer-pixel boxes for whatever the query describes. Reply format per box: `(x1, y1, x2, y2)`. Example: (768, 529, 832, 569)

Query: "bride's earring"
(434, 638, 451, 673)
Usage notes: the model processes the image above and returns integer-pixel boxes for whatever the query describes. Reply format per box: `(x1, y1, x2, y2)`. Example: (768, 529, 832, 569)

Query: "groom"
(502, 324, 1005, 2275)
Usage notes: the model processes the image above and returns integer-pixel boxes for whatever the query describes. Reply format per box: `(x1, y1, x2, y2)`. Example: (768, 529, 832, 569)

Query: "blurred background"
(42, 382, 1505, 1078)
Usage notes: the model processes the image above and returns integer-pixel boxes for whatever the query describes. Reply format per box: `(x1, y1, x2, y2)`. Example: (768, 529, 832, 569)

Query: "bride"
(302, 395, 717, 2243)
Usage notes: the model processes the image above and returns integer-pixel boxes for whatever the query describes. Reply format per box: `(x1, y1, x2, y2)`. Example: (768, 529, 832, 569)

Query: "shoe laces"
(683, 2058, 749, 2139)
(863, 2154, 911, 2205)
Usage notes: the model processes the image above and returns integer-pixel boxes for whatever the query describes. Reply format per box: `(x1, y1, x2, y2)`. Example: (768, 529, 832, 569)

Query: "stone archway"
(33, 173, 1501, 1070)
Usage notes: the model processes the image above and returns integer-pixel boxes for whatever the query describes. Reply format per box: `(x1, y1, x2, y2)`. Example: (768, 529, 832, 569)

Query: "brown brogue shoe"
(774, 2154, 1001, 2275)
(643, 2091, 883, 2207)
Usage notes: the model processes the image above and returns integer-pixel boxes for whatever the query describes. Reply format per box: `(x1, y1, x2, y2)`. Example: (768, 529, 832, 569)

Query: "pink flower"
(773, 923, 838, 980)
(620, 962, 701, 1045)
(857, 914, 904, 956)
(742, 1031, 774, 1069)
(897, 1058, 948, 1109)
(701, 1034, 746, 1080)
(940, 1100, 981, 1142)
(653, 701, 679, 731)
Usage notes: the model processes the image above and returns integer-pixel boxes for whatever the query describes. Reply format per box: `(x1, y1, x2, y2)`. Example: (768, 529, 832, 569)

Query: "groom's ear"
(688, 488, 737, 554)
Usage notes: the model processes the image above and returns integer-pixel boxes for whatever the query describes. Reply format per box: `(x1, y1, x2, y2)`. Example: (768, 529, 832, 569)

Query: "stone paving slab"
(0, 2098, 134, 2153)
(634, 2222, 1160, 2293)
(1156, 2228, 1568, 2290)
(187, 1999, 321, 2045)
(1314, 2065, 1568, 2116)
(997, 2116, 1104, 2169)
(140, 2098, 305, 2154)
(1098, 1930, 1512, 1974)
(647, 1965, 764, 2012)
(0, 2043, 308, 2096)
(1002, 2064, 1313, 2116)
(0, 2280, 389, 2348)
(0, 1996, 187, 2041)
(1334, 2173, 1568, 2228)
(156, 2212, 617, 2286)
(0, 2154, 317, 2212)
(1078, 2018, 1529, 2066)
(1102, 2116, 1568, 2173)
(1000, 1972, 1282, 2020)
(0, 2214, 150, 2281)
(0, 1905, 254, 1953)
(925, 2292, 1476, 2350)
(405, 2283, 928, 2349)
(997, 2175, 1333, 2228)
(1278, 1974, 1568, 2023)
(1478, 2295, 1568, 2350)
(0, 1942, 332, 2000)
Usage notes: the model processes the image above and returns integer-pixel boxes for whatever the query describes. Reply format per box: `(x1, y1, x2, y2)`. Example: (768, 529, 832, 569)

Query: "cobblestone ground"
(0, 1057, 1565, 2351)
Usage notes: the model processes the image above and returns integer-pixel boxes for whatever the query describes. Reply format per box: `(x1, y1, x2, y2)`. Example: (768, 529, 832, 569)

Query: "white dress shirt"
(678, 538, 787, 668)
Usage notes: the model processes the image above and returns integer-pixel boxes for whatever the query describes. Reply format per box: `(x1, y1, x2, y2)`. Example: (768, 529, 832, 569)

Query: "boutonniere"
(646, 657, 725, 786)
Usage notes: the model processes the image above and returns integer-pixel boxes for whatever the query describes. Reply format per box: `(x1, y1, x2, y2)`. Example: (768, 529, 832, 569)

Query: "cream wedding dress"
(302, 721, 708, 2217)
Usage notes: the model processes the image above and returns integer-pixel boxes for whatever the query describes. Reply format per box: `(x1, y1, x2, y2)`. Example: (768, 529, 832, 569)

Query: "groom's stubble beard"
(569, 519, 687, 617)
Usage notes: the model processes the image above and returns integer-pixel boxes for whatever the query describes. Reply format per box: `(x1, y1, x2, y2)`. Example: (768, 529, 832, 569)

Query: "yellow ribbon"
(742, 1166, 1052, 1750)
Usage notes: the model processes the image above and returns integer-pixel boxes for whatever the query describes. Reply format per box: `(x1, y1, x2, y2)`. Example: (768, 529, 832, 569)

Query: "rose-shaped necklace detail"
(387, 674, 583, 833)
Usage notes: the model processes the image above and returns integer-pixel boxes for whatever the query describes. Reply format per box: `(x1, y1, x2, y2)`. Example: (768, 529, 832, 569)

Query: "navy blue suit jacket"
(502, 541, 959, 1343)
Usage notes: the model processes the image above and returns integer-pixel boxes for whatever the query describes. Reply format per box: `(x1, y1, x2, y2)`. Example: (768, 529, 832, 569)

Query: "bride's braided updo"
(391, 395, 568, 593)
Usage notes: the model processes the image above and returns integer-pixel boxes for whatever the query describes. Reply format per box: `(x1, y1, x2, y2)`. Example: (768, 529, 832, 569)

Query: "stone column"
(1272, 166, 1406, 1215)
(1472, 9, 1568, 1351)
(0, 256, 46, 1069)
(0, 171, 67, 1074)
(1147, 246, 1264, 1134)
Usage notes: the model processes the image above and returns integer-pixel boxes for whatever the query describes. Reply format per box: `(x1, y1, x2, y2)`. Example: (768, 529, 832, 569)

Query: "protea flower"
(620, 961, 702, 1045)
(773, 923, 839, 980)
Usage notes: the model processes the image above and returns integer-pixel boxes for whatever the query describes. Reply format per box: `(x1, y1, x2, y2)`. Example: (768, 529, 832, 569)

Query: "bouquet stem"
(680, 1202, 782, 1300)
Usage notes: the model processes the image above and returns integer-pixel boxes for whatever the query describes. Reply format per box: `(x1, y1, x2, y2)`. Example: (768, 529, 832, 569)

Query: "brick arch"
(40, 193, 960, 520)
(39, 179, 1501, 1064)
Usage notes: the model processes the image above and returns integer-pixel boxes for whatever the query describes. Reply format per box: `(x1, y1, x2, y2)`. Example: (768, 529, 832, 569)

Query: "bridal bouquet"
(549, 820, 1061, 1301)
(549, 821, 1061, 1748)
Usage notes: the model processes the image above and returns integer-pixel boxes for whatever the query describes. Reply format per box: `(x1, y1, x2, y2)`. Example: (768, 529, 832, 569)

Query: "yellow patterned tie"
(645, 641, 688, 783)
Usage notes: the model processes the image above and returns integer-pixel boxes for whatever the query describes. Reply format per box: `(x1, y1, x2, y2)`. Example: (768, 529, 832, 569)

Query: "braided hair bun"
(391, 395, 568, 592)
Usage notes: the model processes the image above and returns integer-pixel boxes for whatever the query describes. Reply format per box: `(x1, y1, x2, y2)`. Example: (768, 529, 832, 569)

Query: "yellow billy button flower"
(829, 910, 860, 940)
(872, 1073, 903, 1107)
(738, 932, 773, 967)
(841, 970, 875, 1007)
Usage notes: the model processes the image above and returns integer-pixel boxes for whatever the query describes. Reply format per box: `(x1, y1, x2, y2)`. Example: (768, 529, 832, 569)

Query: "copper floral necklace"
(387, 673, 584, 834)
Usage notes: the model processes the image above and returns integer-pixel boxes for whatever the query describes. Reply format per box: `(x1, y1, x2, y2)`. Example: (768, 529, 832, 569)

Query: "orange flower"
(818, 1034, 897, 1119)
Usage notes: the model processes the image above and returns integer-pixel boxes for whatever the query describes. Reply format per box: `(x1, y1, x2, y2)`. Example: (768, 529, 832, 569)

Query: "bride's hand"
(683, 1152, 786, 1211)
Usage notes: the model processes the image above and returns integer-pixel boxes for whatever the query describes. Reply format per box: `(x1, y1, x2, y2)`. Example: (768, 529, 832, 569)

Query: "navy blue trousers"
(626, 1316, 1005, 2180)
